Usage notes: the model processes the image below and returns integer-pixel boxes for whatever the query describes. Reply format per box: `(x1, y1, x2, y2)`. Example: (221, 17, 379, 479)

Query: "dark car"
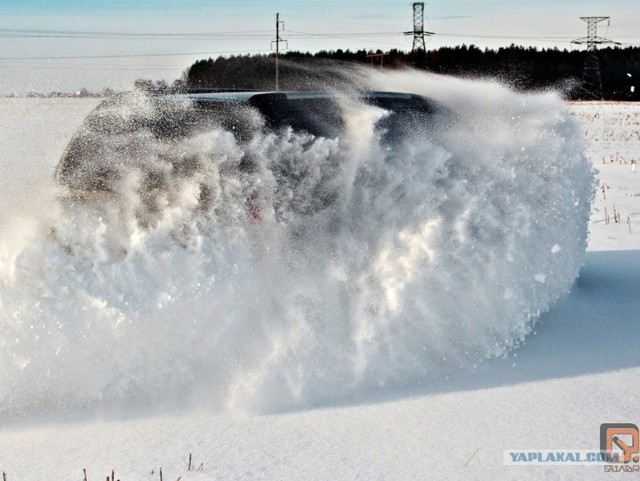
(55, 90, 446, 198)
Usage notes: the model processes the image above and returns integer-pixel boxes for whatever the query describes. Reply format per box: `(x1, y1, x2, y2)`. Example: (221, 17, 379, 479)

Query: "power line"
(0, 28, 636, 65)
(0, 64, 183, 71)
(0, 27, 404, 40)
(6, 26, 640, 41)
(1, 26, 637, 43)
(0, 28, 273, 39)
(0, 49, 272, 61)
(283, 30, 401, 37)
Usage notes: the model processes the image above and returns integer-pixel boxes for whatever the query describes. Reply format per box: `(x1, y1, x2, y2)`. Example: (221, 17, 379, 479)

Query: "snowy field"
(572, 101, 640, 251)
(0, 81, 639, 481)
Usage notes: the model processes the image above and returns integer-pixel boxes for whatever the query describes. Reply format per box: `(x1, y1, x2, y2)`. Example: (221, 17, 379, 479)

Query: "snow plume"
(0, 70, 594, 420)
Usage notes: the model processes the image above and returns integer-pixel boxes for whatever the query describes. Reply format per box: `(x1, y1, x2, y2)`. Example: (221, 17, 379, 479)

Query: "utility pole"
(271, 13, 287, 91)
(571, 17, 619, 98)
(404, 2, 433, 56)
(366, 51, 386, 70)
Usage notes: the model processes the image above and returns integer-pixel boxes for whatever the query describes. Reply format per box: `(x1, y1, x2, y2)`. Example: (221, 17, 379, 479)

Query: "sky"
(0, 0, 638, 94)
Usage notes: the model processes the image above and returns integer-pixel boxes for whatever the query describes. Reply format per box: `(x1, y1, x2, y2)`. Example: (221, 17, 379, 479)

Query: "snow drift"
(0, 70, 595, 419)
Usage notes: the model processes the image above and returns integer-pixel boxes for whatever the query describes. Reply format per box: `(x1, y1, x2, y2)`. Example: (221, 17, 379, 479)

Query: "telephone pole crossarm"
(366, 52, 387, 70)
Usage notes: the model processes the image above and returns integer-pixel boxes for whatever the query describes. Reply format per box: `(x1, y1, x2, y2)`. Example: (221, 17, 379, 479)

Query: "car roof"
(159, 90, 420, 103)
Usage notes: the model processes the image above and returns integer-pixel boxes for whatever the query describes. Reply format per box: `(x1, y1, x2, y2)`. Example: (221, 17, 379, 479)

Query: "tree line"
(180, 45, 639, 101)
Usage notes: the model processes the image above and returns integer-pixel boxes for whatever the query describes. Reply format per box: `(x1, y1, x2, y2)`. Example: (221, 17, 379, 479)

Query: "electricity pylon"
(404, 2, 434, 55)
(571, 17, 619, 98)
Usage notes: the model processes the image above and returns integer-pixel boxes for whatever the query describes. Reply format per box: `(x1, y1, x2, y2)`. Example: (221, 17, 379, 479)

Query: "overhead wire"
(0, 26, 636, 63)
(0, 49, 272, 61)
(3, 26, 624, 42)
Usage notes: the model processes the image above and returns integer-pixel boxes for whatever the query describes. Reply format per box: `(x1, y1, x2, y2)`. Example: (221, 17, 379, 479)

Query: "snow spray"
(0, 69, 595, 419)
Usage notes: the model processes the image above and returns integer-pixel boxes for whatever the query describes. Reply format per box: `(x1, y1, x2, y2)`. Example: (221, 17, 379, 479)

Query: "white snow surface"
(0, 73, 638, 480)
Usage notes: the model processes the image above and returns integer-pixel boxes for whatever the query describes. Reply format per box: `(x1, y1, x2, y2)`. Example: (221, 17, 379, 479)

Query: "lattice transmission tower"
(571, 17, 619, 98)
(404, 2, 433, 55)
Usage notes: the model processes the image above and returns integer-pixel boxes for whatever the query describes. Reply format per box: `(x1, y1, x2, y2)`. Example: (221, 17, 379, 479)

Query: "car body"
(55, 90, 445, 197)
